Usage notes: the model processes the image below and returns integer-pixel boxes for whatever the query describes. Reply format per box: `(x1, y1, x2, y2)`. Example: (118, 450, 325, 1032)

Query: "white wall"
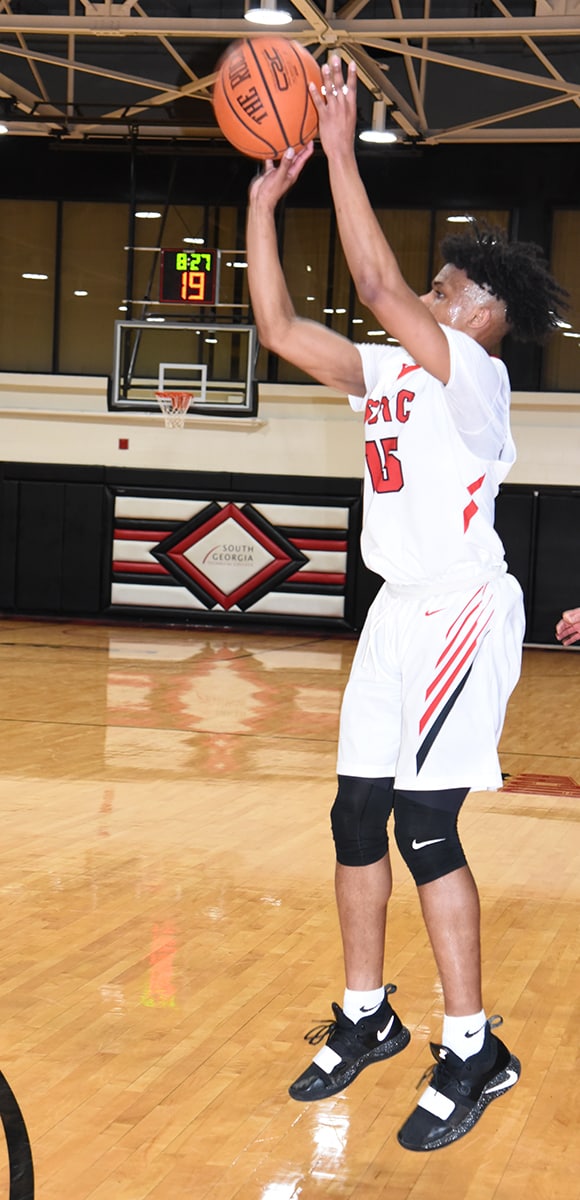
(0, 374, 579, 486)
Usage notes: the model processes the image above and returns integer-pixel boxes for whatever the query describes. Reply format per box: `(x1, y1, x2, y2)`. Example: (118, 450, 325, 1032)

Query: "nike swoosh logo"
(465, 1025, 486, 1038)
(377, 1016, 395, 1042)
(411, 837, 446, 850)
(397, 363, 420, 380)
(425, 608, 444, 617)
(485, 1068, 519, 1094)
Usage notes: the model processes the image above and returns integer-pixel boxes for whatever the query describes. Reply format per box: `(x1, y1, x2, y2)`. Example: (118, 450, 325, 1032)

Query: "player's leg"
(393, 787, 481, 1013)
(289, 588, 411, 1102)
(394, 786, 520, 1150)
(393, 577, 524, 1149)
(288, 775, 410, 1102)
(335, 855, 391, 990)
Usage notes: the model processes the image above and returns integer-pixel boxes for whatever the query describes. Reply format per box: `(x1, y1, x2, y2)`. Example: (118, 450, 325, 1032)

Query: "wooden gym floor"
(0, 617, 578, 1199)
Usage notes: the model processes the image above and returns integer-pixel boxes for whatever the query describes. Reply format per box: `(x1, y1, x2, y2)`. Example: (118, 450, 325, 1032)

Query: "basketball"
(213, 37, 322, 160)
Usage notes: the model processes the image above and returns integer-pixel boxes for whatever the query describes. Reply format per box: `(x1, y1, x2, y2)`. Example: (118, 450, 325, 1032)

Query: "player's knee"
(330, 775, 394, 867)
(393, 790, 468, 886)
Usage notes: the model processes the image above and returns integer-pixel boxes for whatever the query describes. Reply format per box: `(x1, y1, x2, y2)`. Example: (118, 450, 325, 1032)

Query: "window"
(59, 202, 128, 375)
(543, 210, 580, 391)
(277, 208, 331, 384)
(0, 200, 56, 371)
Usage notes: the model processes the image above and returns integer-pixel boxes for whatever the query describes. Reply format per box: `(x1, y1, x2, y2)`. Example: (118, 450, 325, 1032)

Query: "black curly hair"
(440, 220, 569, 344)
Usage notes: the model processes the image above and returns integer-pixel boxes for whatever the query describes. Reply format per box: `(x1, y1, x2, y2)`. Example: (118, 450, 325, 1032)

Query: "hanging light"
(244, 0, 292, 25)
(359, 100, 398, 145)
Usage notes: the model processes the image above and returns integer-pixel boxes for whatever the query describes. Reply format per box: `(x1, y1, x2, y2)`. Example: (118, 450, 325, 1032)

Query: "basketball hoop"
(155, 390, 193, 429)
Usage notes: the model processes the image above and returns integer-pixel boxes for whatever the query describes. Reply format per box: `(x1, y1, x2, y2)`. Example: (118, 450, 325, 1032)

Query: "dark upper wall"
(1, 137, 577, 215)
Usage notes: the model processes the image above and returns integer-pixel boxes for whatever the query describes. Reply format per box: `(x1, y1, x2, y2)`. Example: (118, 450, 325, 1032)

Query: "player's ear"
(468, 305, 493, 332)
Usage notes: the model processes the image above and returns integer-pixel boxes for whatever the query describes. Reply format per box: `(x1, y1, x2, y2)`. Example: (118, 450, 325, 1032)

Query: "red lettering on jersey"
(365, 395, 392, 424)
(463, 474, 486, 532)
(397, 363, 420, 380)
(396, 389, 414, 423)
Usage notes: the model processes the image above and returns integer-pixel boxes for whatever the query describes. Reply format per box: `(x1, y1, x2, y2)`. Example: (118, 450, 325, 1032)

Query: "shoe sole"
(397, 1053, 521, 1152)
(289, 1025, 411, 1102)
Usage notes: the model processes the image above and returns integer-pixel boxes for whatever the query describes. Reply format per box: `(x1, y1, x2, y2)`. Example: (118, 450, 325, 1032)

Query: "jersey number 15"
(365, 437, 404, 493)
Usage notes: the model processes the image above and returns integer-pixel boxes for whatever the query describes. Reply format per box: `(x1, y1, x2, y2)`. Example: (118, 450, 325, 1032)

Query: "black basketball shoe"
(288, 984, 410, 1102)
(397, 1016, 520, 1152)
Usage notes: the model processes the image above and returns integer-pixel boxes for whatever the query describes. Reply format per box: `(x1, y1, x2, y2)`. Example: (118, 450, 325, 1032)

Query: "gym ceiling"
(0, 1, 579, 145)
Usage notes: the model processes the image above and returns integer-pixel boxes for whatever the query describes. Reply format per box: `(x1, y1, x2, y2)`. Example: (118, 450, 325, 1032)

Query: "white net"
(155, 390, 193, 429)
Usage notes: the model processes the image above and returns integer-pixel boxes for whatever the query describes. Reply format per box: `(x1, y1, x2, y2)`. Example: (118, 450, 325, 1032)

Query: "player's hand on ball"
(310, 57, 357, 157)
(248, 142, 314, 207)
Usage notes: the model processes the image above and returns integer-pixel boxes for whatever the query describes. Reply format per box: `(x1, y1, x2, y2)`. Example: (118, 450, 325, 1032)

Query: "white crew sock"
(442, 1010, 486, 1060)
(342, 985, 385, 1023)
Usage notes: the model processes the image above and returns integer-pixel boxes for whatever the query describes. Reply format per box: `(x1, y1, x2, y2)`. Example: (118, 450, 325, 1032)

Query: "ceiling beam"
(427, 126, 580, 142)
(0, 40, 183, 93)
(357, 37, 580, 97)
(426, 91, 575, 141)
(0, 16, 579, 38)
(0, 67, 62, 114)
(342, 42, 423, 136)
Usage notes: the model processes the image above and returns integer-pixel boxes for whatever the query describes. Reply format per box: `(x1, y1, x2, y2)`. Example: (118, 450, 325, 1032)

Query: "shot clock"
(159, 248, 218, 305)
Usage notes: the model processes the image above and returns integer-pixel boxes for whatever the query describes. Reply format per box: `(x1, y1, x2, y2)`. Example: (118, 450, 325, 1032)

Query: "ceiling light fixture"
(244, 0, 292, 25)
(359, 101, 398, 145)
(0, 124, 8, 135)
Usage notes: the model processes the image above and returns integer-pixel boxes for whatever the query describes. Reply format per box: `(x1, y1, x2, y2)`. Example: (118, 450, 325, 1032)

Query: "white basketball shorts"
(337, 573, 525, 791)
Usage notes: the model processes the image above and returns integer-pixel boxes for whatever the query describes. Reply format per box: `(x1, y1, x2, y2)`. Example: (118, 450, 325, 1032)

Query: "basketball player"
(246, 56, 568, 1152)
(556, 608, 580, 645)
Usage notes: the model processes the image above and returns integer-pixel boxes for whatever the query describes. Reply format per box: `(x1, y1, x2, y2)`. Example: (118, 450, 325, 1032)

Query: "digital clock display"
(159, 248, 218, 305)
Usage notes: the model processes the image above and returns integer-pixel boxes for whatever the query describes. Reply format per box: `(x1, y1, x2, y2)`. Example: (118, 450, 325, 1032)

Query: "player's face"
(420, 263, 482, 331)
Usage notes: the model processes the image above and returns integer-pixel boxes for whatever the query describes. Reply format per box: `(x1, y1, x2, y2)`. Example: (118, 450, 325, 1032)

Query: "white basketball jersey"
(349, 325, 516, 589)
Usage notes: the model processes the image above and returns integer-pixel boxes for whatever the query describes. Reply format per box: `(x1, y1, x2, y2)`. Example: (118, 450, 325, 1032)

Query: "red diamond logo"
(153, 502, 306, 611)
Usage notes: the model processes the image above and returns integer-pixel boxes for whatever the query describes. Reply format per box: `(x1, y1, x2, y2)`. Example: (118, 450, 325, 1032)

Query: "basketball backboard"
(111, 320, 257, 417)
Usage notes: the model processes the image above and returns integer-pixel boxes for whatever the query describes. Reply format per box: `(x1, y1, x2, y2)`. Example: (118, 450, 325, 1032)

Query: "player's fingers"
(277, 147, 296, 176)
(320, 63, 334, 99)
(308, 80, 325, 112)
(321, 60, 344, 101)
(330, 54, 349, 94)
(345, 58, 357, 97)
(293, 140, 314, 165)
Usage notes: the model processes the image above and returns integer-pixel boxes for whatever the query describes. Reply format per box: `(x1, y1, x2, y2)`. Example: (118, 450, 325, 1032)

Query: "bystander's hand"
(555, 607, 580, 645)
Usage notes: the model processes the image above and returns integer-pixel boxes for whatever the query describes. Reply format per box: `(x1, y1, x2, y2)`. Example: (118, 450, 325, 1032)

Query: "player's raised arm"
(310, 58, 451, 384)
(246, 148, 366, 397)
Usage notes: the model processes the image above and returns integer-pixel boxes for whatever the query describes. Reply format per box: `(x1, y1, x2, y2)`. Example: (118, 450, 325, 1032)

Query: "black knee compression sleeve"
(393, 788, 469, 886)
(330, 775, 394, 867)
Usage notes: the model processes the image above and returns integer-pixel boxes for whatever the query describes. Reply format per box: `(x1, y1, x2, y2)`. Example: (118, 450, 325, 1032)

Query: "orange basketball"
(213, 37, 322, 160)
